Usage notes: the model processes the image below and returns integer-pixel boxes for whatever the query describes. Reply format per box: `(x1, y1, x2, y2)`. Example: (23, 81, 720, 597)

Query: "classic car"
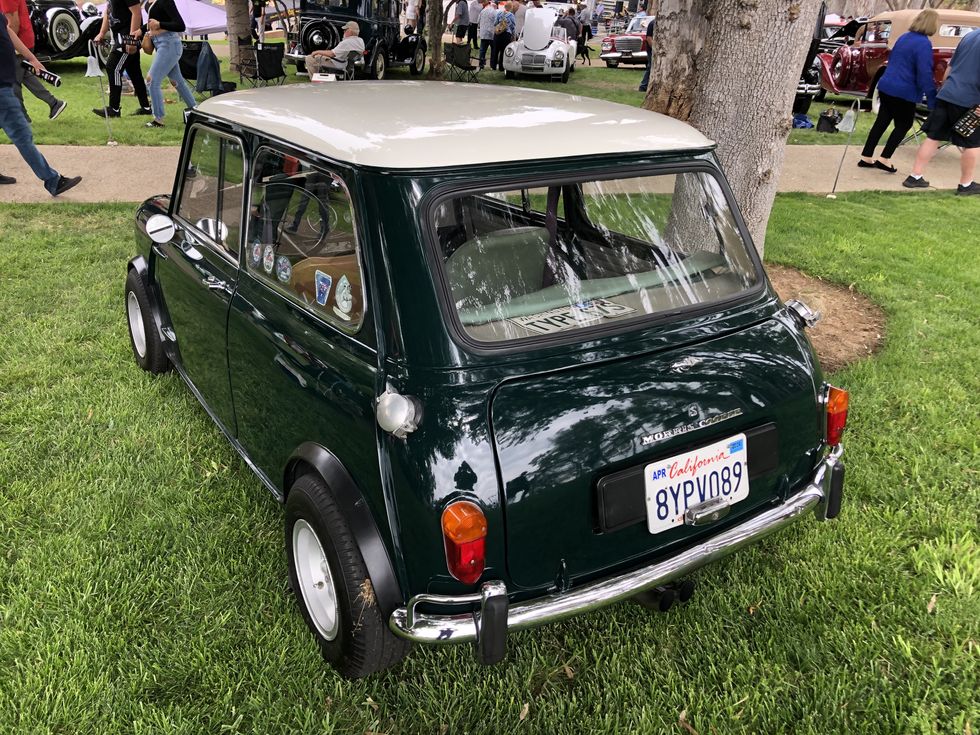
(599, 14, 652, 67)
(29, 0, 107, 65)
(503, 7, 576, 82)
(124, 81, 848, 678)
(284, 0, 426, 79)
(818, 8, 980, 101)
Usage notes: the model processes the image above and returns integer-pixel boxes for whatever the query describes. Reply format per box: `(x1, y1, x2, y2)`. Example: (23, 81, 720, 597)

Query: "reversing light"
(826, 385, 849, 447)
(442, 501, 487, 585)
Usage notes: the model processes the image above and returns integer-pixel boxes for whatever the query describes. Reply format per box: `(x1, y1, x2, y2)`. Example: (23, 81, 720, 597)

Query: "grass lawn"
(23, 52, 880, 147)
(0, 192, 977, 733)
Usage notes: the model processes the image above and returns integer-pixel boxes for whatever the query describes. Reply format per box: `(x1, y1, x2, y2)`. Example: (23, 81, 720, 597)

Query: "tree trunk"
(643, 0, 823, 257)
(426, 0, 447, 77)
(226, 0, 253, 72)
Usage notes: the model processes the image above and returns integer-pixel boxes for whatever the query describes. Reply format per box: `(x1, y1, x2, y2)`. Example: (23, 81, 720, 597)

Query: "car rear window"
(431, 171, 761, 344)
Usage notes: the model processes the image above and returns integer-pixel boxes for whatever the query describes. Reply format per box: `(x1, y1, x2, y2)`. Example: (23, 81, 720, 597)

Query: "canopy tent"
(97, 0, 228, 36)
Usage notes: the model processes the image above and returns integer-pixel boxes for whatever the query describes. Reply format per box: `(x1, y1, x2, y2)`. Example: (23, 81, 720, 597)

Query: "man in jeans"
(1, 0, 67, 121)
(904, 27, 980, 195)
(0, 13, 81, 193)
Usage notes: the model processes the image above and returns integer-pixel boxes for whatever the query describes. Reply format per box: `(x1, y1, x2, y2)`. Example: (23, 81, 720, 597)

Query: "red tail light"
(442, 501, 487, 585)
(826, 385, 849, 446)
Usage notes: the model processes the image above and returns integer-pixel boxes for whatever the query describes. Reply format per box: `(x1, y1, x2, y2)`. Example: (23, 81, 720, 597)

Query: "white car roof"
(196, 81, 714, 169)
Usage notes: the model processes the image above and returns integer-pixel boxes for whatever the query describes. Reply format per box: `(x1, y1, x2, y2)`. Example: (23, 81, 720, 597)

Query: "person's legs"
(124, 50, 151, 110)
(147, 34, 185, 121)
(106, 45, 128, 111)
(491, 35, 501, 69)
(861, 93, 897, 160)
(0, 86, 59, 192)
(12, 63, 30, 122)
(911, 138, 941, 176)
(959, 147, 979, 186)
(479, 37, 491, 68)
(21, 67, 60, 109)
(469, 22, 478, 48)
(879, 96, 916, 161)
(162, 49, 197, 110)
(639, 53, 651, 91)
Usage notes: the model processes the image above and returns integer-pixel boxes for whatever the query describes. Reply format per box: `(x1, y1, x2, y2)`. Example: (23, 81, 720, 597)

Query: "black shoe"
(0, 174, 16, 185)
(132, 106, 153, 116)
(956, 182, 980, 196)
(874, 160, 897, 173)
(49, 100, 67, 120)
(52, 175, 82, 196)
(92, 107, 121, 118)
(902, 175, 929, 189)
(145, 119, 165, 128)
(857, 160, 875, 168)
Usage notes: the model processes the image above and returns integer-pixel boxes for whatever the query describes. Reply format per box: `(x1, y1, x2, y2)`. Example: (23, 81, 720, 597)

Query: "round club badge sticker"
(262, 245, 275, 275)
(275, 255, 292, 284)
(333, 274, 353, 321)
(250, 242, 262, 267)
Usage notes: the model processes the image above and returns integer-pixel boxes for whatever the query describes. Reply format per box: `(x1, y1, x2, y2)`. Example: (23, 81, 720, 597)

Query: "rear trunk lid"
(491, 316, 821, 590)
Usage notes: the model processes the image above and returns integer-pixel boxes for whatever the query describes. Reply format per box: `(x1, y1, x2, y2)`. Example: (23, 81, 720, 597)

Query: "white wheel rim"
(127, 291, 146, 359)
(292, 519, 340, 641)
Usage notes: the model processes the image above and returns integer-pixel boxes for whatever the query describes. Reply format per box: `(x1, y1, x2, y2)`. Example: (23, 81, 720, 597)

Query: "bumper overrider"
(389, 445, 844, 661)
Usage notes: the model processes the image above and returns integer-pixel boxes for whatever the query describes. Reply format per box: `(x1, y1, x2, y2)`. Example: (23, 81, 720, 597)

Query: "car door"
(226, 145, 381, 498)
(861, 20, 891, 91)
(154, 125, 246, 432)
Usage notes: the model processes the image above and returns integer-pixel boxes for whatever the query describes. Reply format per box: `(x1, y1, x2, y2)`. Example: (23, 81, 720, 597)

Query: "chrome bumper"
(389, 445, 843, 645)
(599, 51, 647, 61)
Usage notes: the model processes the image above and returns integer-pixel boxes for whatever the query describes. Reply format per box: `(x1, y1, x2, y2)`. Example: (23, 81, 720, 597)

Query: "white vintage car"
(503, 6, 577, 83)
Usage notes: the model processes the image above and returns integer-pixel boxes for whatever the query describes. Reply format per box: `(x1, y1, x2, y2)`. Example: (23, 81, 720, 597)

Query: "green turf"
(0, 193, 977, 732)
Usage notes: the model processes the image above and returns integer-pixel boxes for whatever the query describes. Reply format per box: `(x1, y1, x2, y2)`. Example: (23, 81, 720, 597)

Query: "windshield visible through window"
(432, 171, 760, 343)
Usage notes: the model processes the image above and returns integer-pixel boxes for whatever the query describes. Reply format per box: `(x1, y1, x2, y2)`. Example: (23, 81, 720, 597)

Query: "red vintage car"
(599, 15, 653, 68)
(818, 9, 980, 101)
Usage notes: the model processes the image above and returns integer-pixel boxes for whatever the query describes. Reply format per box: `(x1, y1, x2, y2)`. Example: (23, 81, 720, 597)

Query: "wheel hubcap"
(292, 519, 340, 641)
(126, 291, 146, 359)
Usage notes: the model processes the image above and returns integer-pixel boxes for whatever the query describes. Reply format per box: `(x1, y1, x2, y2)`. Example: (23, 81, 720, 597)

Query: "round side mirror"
(196, 218, 229, 244)
(145, 213, 176, 244)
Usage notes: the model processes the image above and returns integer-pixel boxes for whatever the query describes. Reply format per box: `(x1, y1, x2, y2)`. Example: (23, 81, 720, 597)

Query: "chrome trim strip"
(390, 446, 841, 644)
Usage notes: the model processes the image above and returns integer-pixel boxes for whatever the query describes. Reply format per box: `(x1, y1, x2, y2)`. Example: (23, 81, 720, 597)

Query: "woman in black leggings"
(859, 10, 938, 173)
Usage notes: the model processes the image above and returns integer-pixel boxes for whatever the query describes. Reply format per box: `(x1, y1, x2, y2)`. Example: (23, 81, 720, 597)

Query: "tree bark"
(426, 0, 447, 76)
(226, 0, 253, 72)
(643, 0, 823, 257)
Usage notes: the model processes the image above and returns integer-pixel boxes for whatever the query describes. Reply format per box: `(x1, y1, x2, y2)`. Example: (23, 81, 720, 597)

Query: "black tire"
(125, 268, 169, 374)
(285, 474, 410, 678)
(561, 67, 570, 83)
(409, 45, 426, 75)
(505, 70, 515, 79)
(369, 48, 386, 80)
(48, 9, 80, 53)
(605, 60, 618, 68)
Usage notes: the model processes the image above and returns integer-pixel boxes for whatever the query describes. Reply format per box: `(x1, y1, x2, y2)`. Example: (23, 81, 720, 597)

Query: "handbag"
(142, 33, 154, 55)
(953, 106, 980, 138)
(494, 15, 509, 34)
(816, 108, 841, 134)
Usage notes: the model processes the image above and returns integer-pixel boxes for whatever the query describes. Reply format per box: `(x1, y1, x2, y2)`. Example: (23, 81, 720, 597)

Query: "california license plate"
(644, 434, 749, 534)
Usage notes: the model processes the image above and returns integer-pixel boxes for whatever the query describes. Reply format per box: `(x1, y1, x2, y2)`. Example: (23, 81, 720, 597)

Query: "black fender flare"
(284, 442, 403, 617)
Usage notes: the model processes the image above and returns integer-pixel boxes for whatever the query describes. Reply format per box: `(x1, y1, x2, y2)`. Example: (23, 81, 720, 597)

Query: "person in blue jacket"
(858, 9, 939, 173)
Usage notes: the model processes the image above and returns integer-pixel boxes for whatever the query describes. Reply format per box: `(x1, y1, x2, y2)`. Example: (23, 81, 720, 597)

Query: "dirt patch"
(767, 264, 886, 373)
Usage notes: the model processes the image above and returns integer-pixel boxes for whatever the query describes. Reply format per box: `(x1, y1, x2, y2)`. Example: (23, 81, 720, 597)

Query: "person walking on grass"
(904, 27, 980, 194)
(0, 13, 81, 194)
(858, 9, 937, 174)
(142, 0, 197, 128)
(92, 0, 152, 118)
(1, 0, 67, 122)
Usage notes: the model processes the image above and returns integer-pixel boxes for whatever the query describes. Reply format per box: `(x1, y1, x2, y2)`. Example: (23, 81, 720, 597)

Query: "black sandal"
(874, 160, 897, 173)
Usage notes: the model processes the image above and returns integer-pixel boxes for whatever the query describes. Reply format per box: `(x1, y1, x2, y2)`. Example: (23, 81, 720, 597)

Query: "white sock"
(960, 181, 973, 187)
(910, 174, 922, 180)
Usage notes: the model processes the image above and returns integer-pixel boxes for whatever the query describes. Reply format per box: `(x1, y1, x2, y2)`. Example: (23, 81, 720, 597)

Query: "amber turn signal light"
(826, 385, 849, 447)
(442, 501, 487, 585)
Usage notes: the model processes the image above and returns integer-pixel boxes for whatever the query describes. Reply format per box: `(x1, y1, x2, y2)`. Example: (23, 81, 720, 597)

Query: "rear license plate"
(644, 433, 749, 534)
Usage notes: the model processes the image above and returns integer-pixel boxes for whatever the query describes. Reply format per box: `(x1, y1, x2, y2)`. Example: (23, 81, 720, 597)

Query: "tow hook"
(633, 579, 695, 612)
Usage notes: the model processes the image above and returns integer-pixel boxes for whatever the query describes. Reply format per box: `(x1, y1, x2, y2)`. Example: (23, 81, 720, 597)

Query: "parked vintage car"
(28, 0, 107, 65)
(285, 0, 426, 78)
(503, 7, 576, 82)
(599, 14, 652, 67)
(124, 82, 848, 677)
(818, 8, 980, 101)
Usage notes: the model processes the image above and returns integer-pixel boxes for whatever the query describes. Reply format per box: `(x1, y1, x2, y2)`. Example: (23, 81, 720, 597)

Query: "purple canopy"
(97, 0, 227, 36)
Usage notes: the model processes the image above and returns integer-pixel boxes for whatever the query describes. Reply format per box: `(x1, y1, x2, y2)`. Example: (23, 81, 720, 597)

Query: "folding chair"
(342, 49, 360, 80)
(239, 39, 287, 87)
(442, 42, 479, 82)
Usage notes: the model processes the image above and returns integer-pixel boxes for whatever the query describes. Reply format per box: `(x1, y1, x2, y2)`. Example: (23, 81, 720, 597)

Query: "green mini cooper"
(124, 82, 848, 678)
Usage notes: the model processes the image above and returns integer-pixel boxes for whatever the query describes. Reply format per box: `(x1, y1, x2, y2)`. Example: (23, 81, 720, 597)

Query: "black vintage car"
(29, 0, 108, 65)
(284, 0, 426, 79)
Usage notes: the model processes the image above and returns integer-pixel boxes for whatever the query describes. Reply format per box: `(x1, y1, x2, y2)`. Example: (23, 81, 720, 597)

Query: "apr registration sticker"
(508, 299, 636, 335)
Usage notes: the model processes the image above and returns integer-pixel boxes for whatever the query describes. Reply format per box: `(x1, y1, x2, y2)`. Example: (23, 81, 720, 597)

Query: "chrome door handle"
(151, 244, 168, 259)
(203, 275, 227, 291)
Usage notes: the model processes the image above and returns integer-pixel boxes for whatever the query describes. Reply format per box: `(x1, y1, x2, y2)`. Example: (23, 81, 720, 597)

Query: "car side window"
(865, 21, 890, 44)
(175, 127, 245, 258)
(246, 148, 365, 330)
